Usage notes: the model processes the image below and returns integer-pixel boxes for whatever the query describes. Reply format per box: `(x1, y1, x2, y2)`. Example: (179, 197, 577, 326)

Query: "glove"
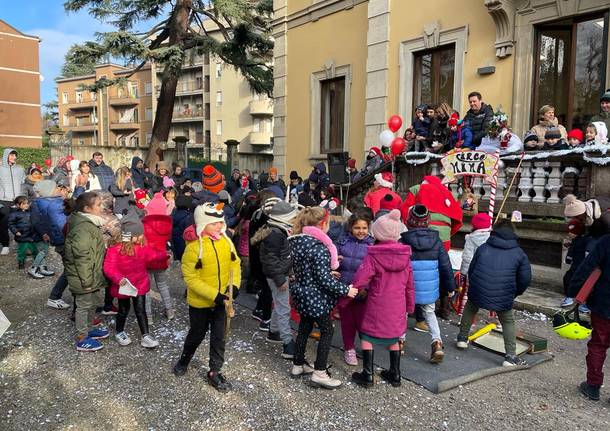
(214, 293, 228, 306)
(231, 286, 240, 299)
(355, 289, 368, 302)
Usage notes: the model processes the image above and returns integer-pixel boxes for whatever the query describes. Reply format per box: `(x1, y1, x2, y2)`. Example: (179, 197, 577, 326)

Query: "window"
(145, 107, 153, 121)
(215, 63, 222, 78)
(119, 136, 127, 146)
(413, 44, 455, 111)
(76, 91, 83, 103)
(319, 77, 346, 153)
(62, 92, 69, 104)
(253, 118, 261, 133)
(128, 82, 138, 98)
(63, 114, 69, 126)
(216, 120, 222, 135)
(533, 14, 608, 130)
(130, 136, 139, 146)
(90, 91, 97, 101)
(145, 82, 152, 95)
(216, 91, 222, 106)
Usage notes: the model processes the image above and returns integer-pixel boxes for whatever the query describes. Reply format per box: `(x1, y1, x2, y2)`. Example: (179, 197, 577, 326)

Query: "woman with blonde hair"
(530, 105, 568, 145)
(110, 167, 135, 216)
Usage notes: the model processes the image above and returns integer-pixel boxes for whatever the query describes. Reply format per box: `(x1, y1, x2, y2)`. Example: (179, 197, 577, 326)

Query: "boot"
(351, 350, 374, 388)
(310, 369, 342, 389)
(436, 295, 450, 320)
(380, 350, 401, 387)
(430, 340, 445, 363)
(173, 351, 194, 376)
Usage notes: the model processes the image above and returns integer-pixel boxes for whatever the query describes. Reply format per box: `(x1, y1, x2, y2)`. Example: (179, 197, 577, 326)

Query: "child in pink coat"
(104, 208, 168, 349)
(351, 209, 415, 388)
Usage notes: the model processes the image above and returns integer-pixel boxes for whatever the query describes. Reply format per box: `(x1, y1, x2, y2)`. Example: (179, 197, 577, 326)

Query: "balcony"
(109, 94, 140, 106)
(110, 121, 140, 131)
(67, 99, 96, 110)
(66, 121, 97, 132)
(249, 99, 273, 116)
(172, 110, 204, 122)
(249, 131, 272, 146)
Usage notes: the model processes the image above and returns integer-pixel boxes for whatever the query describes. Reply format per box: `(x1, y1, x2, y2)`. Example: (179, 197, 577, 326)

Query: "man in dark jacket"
(251, 200, 298, 360)
(130, 156, 146, 189)
(463, 91, 494, 147)
(225, 169, 242, 196)
(88, 152, 114, 192)
(456, 219, 531, 367)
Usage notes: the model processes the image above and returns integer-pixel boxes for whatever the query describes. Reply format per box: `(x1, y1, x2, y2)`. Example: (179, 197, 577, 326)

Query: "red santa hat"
(374, 171, 394, 188)
(379, 193, 402, 211)
(369, 147, 382, 157)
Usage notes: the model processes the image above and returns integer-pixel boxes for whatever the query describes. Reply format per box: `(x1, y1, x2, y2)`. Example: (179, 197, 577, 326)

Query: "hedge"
(0, 147, 51, 169)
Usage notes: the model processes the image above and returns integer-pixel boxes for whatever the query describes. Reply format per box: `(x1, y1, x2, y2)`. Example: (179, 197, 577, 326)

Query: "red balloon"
(387, 115, 403, 133)
(390, 137, 406, 156)
(44, 158, 52, 167)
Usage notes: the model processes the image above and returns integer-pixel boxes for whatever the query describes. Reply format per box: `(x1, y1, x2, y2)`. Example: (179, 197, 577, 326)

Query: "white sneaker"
(38, 266, 55, 276)
(291, 362, 314, 378)
(309, 369, 342, 389)
(166, 309, 175, 320)
(28, 267, 44, 279)
(141, 334, 159, 349)
(47, 298, 70, 309)
(115, 331, 132, 346)
(1, 247, 9, 255)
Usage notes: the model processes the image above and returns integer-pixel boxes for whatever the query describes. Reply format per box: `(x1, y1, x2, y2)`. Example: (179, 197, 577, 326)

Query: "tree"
(42, 100, 59, 128)
(61, 44, 97, 78)
(64, 0, 274, 167)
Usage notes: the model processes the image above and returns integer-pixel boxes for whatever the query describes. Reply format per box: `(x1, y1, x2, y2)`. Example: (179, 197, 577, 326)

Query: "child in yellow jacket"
(173, 202, 241, 392)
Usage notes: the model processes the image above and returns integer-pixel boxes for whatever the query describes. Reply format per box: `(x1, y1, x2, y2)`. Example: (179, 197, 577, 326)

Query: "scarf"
(80, 212, 106, 227)
(302, 225, 339, 270)
(268, 218, 292, 236)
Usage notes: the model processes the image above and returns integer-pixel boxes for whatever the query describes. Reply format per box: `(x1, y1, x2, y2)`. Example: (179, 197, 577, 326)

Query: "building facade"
(0, 20, 41, 148)
(273, 0, 610, 175)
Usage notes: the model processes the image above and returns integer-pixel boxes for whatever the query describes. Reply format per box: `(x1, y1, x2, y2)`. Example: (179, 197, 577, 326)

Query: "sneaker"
(207, 371, 232, 393)
(266, 332, 283, 344)
(310, 368, 342, 389)
(115, 331, 132, 346)
(76, 337, 103, 352)
(47, 298, 70, 310)
(413, 321, 429, 333)
(282, 341, 295, 359)
(456, 335, 469, 350)
(102, 305, 118, 316)
(291, 362, 315, 378)
(38, 266, 55, 276)
(579, 381, 600, 401)
(252, 309, 264, 322)
(344, 349, 358, 366)
(1, 246, 9, 255)
(561, 297, 574, 308)
(141, 334, 159, 349)
(430, 340, 445, 363)
(166, 309, 175, 320)
(88, 327, 110, 340)
(578, 304, 591, 314)
(258, 320, 270, 332)
(27, 267, 44, 279)
(502, 354, 527, 367)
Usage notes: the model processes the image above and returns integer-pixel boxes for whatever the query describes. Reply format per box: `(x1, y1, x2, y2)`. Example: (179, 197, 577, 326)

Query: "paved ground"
(1, 250, 610, 431)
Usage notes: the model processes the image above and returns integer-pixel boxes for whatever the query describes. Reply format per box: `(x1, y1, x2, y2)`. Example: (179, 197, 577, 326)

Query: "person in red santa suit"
(363, 172, 402, 216)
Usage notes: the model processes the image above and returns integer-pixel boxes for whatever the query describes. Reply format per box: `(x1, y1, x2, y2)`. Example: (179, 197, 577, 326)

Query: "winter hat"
(162, 176, 175, 189)
(600, 89, 610, 103)
(371, 209, 403, 242)
(145, 192, 169, 216)
(120, 207, 144, 238)
(347, 158, 357, 169)
(591, 121, 609, 144)
(218, 190, 232, 204)
(523, 130, 538, 145)
(33, 179, 57, 198)
(567, 129, 584, 142)
(267, 201, 298, 225)
(563, 194, 587, 217)
(194, 202, 225, 237)
(289, 170, 299, 180)
(28, 166, 42, 176)
(585, 198, 603, 226)
(269, 167, 278, 176)
(471, 213, 492, 231)
(175, 194, 192, 210)
(369, 147, 382, 157)
(379, 193, 402, 211)
(308, 171, 319, 184)
(202, 165, 224, 194)
(407, 204, 430, 229)
(544, 128, 562, 140)
(262, 197, 282, 214)
(191, 181, 204, 193)
(56, 157, 69, 171)
(156, 161, 169, 173)
(374, 172, 394, 188)
(567, 219, 585, 236)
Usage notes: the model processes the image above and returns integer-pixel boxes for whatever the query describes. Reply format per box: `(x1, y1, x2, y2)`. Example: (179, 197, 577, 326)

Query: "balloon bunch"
(378, 115, 406, 158)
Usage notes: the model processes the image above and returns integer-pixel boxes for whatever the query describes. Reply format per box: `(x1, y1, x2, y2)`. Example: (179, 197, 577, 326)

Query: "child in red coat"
(104, 208, 168, 348)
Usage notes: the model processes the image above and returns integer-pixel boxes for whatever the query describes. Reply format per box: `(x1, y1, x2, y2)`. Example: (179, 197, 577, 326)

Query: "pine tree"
(61, 45, 97, 78)
(63, 0, 273, 166)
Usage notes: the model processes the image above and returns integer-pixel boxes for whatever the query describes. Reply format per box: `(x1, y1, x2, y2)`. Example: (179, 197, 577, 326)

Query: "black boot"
(173, 351, 194, 376)
(351, 349, 374, 387)
(380, 350, 401, 387)
(207, 371, 232, 393)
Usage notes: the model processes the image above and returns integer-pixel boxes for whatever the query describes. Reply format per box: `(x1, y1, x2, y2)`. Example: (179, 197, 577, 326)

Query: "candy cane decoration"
(488, 148, 501, 220)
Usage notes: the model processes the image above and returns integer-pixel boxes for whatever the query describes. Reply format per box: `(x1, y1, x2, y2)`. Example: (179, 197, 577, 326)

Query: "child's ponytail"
(292, 206, 328, 234)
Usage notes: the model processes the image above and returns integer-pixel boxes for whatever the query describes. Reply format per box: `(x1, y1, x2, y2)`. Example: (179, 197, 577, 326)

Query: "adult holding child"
(530, 105, 567, 146)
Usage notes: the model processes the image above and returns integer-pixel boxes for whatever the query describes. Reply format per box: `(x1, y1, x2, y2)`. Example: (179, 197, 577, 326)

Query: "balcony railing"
(249, 99, 273, 116)
(250, 131, 272, 146)
(66, 99, 96, 110)
(172, 110, 204, 121)
(109, 94, 139, 105)
(110, 121, 140, 130)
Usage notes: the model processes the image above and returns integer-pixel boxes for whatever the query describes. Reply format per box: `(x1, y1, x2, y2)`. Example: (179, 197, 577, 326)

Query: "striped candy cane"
(488, 148, 501, 220)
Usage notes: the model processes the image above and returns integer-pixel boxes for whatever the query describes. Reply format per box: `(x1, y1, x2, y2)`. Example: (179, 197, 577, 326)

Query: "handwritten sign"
(440, 149, 499, 184)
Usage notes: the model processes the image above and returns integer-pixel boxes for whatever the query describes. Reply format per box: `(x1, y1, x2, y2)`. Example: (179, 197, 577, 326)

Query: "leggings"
(116, 296, 149, 335)
(0, 202, 11, 247)
(294, 314, 333, 371)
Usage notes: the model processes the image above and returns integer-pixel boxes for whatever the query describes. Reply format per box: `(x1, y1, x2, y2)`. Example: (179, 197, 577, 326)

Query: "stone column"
(224, 139, 240, 173)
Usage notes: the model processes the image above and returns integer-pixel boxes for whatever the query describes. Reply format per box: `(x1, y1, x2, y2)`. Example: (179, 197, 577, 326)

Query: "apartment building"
(0, 20, 42, 148)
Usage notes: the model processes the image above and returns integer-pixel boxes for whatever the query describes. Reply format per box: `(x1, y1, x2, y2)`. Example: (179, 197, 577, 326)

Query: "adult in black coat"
(130, 156, 146, 189)
(464, 92, 494, 147)
(88, 152, 115, 192)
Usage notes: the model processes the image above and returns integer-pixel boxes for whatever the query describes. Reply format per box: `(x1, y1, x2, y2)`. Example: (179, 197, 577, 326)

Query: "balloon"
(44, 158, 52, 167)
(379, 129, 395, 148)
(388, 115, 403, 133)
(390, 137, 406, 156)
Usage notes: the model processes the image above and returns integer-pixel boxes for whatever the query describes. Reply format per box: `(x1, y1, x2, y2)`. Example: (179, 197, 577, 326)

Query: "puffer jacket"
(464, 103, 494, 147)
(64, 212, 107, 295)
(460, 229, 491, 274)
(143, 214, 172, 270)
(30, 196, 67, 246)
(289, 233, 349, 318)
(251, 223, 292, 287)
(337, 233, 374, 285)
(130, 157, 145, 189)
(0, 148, 25, 201)
(172, 208, 193, 261)
(468, 228, 532, 312)
(104, 244, 168, 299)
(181, 235, 241, 308)
(352, 241, 415, 339)
(88, 159, 115, 191)
(400, 228, 455, 304)
(8, 208, 39, 242)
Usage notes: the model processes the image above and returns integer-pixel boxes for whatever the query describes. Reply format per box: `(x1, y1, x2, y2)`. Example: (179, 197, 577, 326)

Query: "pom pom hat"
(407, 204, 430, 229)
(371, 209, 403, 242)
(564, 194, 587, 218)
(202, 165, 224, 194)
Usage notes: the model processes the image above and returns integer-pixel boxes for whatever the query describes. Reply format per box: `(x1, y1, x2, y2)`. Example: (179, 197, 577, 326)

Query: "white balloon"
(379, 130, 395, 147)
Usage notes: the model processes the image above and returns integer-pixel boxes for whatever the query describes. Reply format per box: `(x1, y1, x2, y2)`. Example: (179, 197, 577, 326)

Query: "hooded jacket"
(0, 149, 25, 201)
(143, 214, 172, 270)
(172, 207, 193, 261)
(467, 228, 532, 311)
(23, 174, 41, 200)
(313, 162, 330, 188)
(30, 196, 67, 246)
(88, 159, 115, 191)
(464, 103, 494, 147)
(530, 117, 568, 144)
(400, 228, 455, 304)
(130, 157, 145, 189)
(8, 208, 39, 242)
(460, 229, 491, 274)
(352, 242, 415, 338)
(251, 222, 292, 287)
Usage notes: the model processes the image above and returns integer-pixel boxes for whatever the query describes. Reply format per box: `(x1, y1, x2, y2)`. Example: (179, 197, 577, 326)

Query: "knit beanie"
(267, 201, 298, 225)
(121, 207, 144, 238)
(175, 194, 192, 210)
(600, 89, 610, 103)
(544, 128, 562, 140)
(407, 204, 430, 229)
(262, 197, 282, 214)
(194, 202, 225, 237)
(347, 158, 356, 169)
(374, 172, 394, 188)
(145, 192, 169, 216)
(523, 130, 538, 145)
(379, 193, 402, 212)
(563, 194, 587, 217)
(218, 190, 231, 204)
(202, 165, 224, 194)
(471, 212, 492, 231)
(269, 167, 278, 176)
(567, 129, 584, 142)
(156, 161, 169, 173)
(371, 209, 403, 242)
(33, 179, 57, 198)
(289, 170, 299, 180)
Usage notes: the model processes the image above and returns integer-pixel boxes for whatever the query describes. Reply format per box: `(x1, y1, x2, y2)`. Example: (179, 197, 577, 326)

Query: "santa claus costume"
(363, 172, 403, 216)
